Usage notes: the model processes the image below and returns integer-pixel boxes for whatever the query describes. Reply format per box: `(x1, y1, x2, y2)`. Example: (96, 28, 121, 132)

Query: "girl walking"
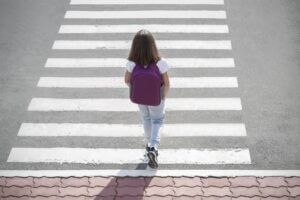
(124, 29, 170, 169)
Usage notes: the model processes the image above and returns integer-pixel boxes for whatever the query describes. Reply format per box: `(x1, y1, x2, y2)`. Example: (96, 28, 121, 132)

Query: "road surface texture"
(0, 0, 299, 199)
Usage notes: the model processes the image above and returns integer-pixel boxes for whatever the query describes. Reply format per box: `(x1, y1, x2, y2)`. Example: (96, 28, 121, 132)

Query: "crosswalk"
(18, 123, 247, 137)
(45, 58, 235, 68)
(64, 10, 227, 19)
(52, 40, 232, 50)
(8, 148, 251, 164)
(59, 24, 229, 33)
(37, 77, 238, 88)
(69, 0, 225, 5)
(7, 0, 251, 170)
(28, 98, 242, 111)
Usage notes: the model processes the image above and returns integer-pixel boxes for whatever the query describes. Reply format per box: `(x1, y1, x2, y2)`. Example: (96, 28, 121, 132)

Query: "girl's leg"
(137, 104, 151, 146)
(148, 99, 165, 150)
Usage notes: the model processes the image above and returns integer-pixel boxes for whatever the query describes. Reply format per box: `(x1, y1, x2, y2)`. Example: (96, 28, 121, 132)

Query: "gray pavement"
(0, 0, 299, 171)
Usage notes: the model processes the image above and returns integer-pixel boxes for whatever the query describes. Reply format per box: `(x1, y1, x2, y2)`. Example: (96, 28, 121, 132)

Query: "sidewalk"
(1, 176, 300, 199)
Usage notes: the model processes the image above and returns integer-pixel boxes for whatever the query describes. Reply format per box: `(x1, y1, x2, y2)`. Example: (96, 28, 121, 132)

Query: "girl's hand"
(124, 70, 131, 87)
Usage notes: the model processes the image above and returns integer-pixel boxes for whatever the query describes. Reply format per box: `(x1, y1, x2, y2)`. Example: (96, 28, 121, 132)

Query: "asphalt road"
(0, 0, 299, 171)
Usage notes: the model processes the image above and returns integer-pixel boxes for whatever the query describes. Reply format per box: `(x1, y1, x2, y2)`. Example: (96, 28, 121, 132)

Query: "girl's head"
(128, 29, 161, 66)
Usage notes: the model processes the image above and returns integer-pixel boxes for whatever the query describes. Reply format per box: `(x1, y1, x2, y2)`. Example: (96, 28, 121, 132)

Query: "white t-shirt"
(125, 57, 170, 74)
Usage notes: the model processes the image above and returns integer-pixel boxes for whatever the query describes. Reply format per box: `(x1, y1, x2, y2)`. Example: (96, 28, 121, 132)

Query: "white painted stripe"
(37, 77, 238, 88)
(52, 40, 232, 50)
(18, 123, 247, 137)
(45, 58, 235, 68)
(65, 10, 227, 19)
(0, 170, 299, 177)
(7, 148, 251, 164)
(59, 24, 229, 34)
(163, 123, 246, 137)
(70, 0, 224, 5)
(28, 98, 242, 111)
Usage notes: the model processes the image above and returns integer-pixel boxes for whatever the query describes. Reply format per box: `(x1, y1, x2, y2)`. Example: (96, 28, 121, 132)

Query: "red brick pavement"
(0, 176, 300, 199)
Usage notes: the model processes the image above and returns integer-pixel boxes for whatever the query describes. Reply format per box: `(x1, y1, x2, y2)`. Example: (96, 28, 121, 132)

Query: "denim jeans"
(137, 99, 165, 150)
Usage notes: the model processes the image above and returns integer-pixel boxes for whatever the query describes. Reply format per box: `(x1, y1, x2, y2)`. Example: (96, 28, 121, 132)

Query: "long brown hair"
(128, 29, 161, 67)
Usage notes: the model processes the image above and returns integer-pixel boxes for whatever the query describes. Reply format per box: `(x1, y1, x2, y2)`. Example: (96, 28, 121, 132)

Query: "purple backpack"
(130, 61, 163, 106)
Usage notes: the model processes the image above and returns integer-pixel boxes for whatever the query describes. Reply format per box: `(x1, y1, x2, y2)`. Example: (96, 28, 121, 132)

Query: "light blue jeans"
(137, 99, 165, 150)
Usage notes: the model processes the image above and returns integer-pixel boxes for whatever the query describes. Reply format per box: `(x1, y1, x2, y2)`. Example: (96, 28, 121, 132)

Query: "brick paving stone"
(144, 196, 173, 200)
(258, 177, 287, 187)
(116, 186, 144, 196)
(173, 197, 202, 200)
(1, 197, 31, 200)
(260, 186, 290, 197)
(229, 177, 259, 187)
(202, 186, 231, 197)
(59, 186, 88, 196)
(144, 177, 173, 187)
(83, 197, 114, 200)
(2, 186, 31, 197)
(89, 177, 117, 187)
(288, 186, 300, 197)
(0, 188, 3, 198)
(117, 177, 145, 187)
(202, 178, 230, 187)
(173, 177, 202, 187)
(87, 186, 116, 197)
(261, 197, 290, 200)
(30, 196, 58, 200)
(34, 177, 61, 187)
(115, 196, 144, 200)
(290, 197, 300, 200)
(144, 186, 174, 196)
(97, 197, 115, 200)
(202, 197, 231, 200)
(286, 177, 300, 187)
(57, 196, 86, 200)
(173, 186, 203, 196)
(231, 186, 261, 197)
(31, 186, 59, 197)
(0, 177, 6, 186)
(6, 177, 34, 187)
(232, 197, 261, 200)
(61, 177, 89, 187)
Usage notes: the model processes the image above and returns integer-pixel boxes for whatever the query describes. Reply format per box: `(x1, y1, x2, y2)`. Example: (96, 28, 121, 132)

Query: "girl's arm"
(124, 70, 131, 87)
(162, 72, 170, 99)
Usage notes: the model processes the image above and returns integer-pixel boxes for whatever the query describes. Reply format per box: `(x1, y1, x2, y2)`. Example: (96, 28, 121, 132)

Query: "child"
(124, 29, 170, 169)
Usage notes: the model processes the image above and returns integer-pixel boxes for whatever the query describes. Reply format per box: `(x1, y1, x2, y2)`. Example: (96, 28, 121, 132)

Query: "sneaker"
(147, 147, 158, 169)
(145, 144, 158, 156)
(145, 145, 151, 153)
